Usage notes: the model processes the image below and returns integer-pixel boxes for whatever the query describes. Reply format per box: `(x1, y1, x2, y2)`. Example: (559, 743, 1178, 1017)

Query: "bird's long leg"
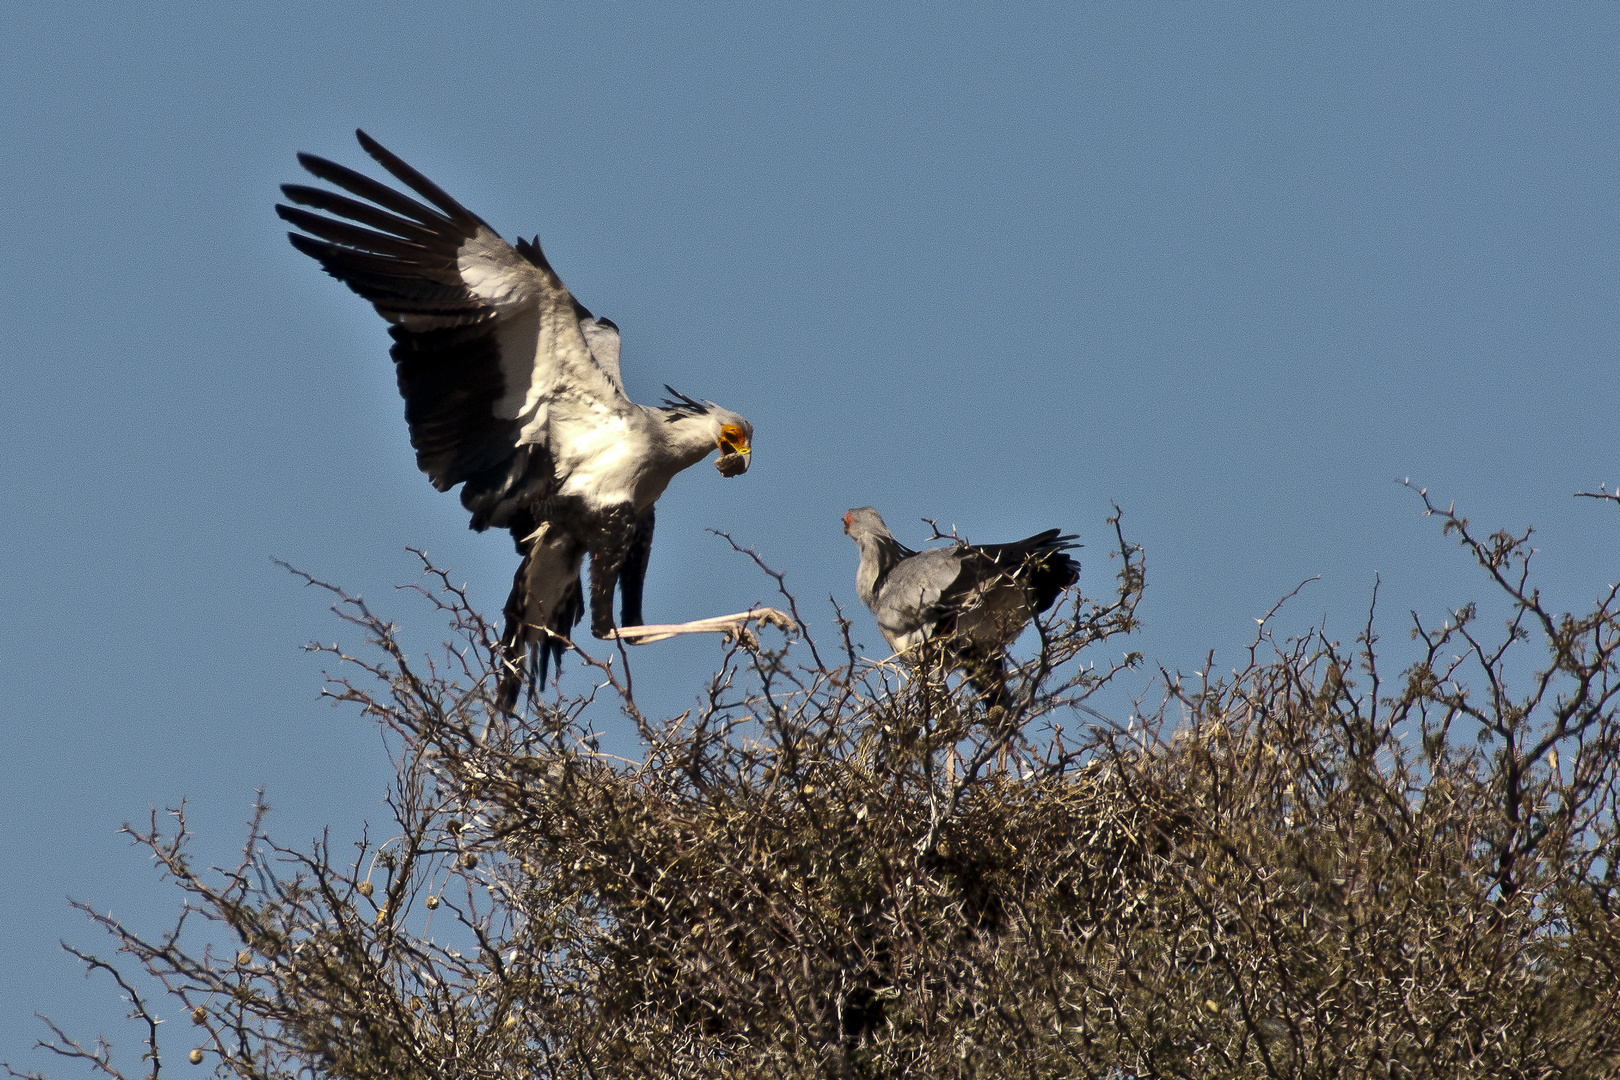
(619, 509, 655, 627)
(584, 505, 639, 639)
(588, 549, 627, 639)
(605, 609, 795, 644)
(954, 646, 1010, 712)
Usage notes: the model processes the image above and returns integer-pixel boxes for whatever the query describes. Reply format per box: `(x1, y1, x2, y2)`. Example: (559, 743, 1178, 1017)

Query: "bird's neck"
(654, 410, 722, 471)
(855, 536, 905, 607)
(610, 409, 717, 511)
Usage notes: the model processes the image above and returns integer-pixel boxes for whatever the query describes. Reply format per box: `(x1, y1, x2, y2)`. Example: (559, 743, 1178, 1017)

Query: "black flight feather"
(356, 129, 488, 230)
(278, 183, 445, 246)
(295, 152, 456, 229)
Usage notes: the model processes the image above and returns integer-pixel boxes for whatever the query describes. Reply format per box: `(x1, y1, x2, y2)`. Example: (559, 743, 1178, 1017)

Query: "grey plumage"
(842, 507, 1079, 705)
(277, 130, 754, 707)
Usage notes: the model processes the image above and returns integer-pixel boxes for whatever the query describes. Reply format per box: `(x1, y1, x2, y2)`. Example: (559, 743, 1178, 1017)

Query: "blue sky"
(3, 5, 1617, 1071)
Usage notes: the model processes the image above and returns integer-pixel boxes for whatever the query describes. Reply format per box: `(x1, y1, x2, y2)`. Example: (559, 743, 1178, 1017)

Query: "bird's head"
(842, 506, 889, 542)
(660, 387, 752, 477)
(711, 409, 753, 478)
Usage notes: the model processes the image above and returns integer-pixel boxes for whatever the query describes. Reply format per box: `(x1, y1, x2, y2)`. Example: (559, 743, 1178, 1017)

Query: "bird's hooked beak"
(715, 425, 751, 477)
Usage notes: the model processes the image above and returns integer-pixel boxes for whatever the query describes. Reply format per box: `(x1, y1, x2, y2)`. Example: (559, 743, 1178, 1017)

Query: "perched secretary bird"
(276, 130, 754, 706)
(842, 507, 1079, 706)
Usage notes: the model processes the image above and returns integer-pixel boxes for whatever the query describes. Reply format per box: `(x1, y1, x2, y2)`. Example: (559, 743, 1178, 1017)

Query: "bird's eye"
(721, 425, 745, 445)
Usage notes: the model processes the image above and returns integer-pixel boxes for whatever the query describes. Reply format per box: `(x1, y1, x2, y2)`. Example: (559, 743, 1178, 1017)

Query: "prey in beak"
(716, 423, 752, 477)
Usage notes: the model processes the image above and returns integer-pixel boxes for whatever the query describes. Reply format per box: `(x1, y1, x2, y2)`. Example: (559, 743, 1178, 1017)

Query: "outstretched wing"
(277, 130, 630, 529)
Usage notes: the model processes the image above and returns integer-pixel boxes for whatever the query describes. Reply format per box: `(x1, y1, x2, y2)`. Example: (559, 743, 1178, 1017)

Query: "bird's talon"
(759, 610, 796, 634)
(724, 627, 762, 650)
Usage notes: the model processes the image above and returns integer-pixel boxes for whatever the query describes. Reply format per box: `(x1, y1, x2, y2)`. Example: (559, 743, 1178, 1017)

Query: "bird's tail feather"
(495, 549, 585, 713)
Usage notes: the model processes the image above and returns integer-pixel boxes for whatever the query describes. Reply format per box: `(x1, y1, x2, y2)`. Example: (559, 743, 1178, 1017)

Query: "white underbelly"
(558, 449, 638, 503)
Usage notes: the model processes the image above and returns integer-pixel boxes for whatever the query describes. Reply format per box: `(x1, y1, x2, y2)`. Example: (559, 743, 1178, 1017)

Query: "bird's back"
(876, 532, 1078, 653)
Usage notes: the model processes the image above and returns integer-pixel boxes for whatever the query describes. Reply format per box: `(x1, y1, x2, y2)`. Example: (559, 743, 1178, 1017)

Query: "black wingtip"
(284, 230, 329, 259)
(273, 203, 325, 231)
(295, 150, 332, 173)
(350, 129, 480, 226)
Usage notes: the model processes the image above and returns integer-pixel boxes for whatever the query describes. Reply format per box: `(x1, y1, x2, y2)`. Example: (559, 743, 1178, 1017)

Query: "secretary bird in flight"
(842, 507, 1079, 708)
(277, 130, 757, 707)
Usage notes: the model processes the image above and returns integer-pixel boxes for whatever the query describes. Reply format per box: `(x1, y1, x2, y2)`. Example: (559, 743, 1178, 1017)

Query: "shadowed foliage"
(11, 493, 1620, 1079)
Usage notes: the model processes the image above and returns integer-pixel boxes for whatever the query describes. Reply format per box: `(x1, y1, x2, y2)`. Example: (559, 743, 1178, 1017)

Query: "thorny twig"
(26, 497, 1620, 1079)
